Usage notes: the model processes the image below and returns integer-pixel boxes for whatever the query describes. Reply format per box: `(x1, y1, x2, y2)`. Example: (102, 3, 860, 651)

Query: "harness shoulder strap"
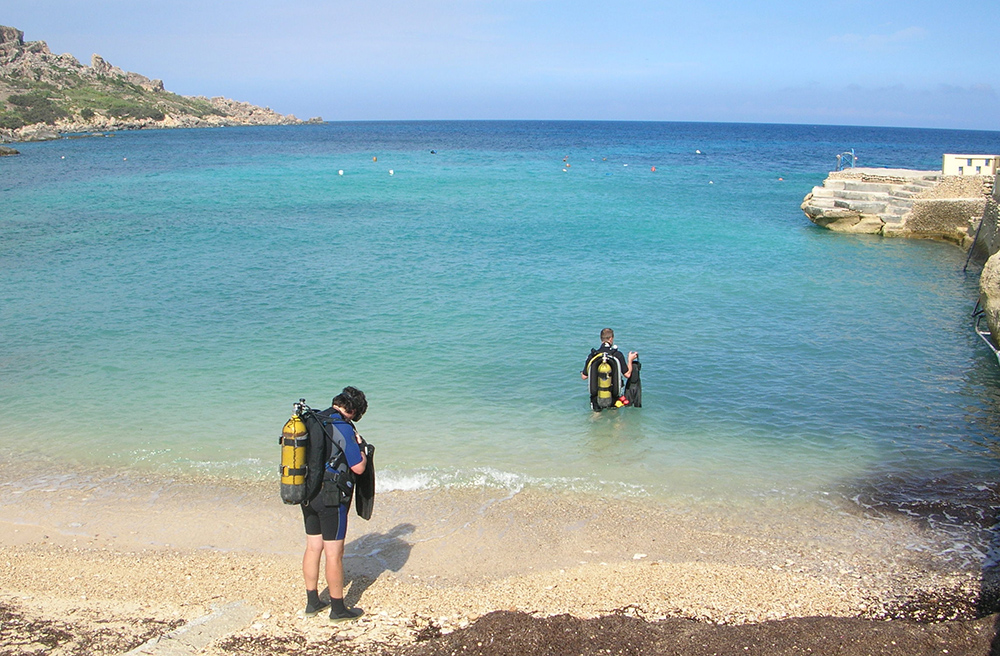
(324, 414, 353, 472)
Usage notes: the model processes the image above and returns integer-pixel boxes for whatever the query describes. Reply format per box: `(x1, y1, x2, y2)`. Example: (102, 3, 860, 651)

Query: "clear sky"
(5, 1, 999, 130)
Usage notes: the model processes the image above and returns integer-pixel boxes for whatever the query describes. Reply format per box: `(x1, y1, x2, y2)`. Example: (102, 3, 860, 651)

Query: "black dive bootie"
(329, 598, 364, 623)
(304, 589, 331, 616)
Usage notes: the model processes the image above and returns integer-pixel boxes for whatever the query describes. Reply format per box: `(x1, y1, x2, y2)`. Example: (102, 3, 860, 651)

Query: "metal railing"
(835, 149, 857, 171)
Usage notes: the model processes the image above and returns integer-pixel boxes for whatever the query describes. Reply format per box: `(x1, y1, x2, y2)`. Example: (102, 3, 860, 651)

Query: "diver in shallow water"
(300, 386, 369, 622)
(581, 328, 637, 410)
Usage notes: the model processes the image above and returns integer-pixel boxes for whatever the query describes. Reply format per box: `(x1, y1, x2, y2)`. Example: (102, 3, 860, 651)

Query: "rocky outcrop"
(11, 126, 59, 141)
(46, 97, 302, 134)
(0, 25, 23, 49)
(0, 25, 312, 143)
(1, 27, 89, 87)
(0, 144, 18, 155)
(197, 96, 300, 126)
(91, 54, 163, 92)
(802, 168, 993, 248)
(976, 184, 1000, 351)
(981, 253, 1000, 348)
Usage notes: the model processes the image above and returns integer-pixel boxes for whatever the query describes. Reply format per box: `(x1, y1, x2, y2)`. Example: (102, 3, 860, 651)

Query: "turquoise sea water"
(2, 121, 999, 537)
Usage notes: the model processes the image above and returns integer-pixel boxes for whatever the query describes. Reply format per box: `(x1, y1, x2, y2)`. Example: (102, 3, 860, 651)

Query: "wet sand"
(0, 462, 996, 654)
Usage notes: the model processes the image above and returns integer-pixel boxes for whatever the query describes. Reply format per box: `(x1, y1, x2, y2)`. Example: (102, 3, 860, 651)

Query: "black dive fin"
(354, 443, 375, 520)
(624, 359, 642, 408)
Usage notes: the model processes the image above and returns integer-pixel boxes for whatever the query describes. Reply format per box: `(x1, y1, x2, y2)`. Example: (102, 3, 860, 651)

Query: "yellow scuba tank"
(596, 360, 613, 406)
(279, 400, 309, 504)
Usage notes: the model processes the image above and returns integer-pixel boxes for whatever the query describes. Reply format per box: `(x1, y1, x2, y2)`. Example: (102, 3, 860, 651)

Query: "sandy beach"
(1, 459, 998, 655)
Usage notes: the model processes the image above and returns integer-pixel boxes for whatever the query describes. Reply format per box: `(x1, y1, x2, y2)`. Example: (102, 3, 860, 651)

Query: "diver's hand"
(628, 351, 638, 362)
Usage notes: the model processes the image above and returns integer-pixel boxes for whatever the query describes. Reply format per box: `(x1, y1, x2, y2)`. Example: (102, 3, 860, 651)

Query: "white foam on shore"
(376, 466, 650, 500)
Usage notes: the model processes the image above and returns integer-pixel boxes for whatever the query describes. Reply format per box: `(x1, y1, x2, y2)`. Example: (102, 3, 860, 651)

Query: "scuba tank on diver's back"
(596, 360, 614, 407)
(279, 399, 309, 504)
(586, 351, 624, 411)
(277, 396, 379, 518)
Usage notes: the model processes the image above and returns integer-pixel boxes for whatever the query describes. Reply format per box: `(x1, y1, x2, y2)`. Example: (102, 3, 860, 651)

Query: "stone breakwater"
(803, 168, 1000, 355)
(801, 168, 994, 247)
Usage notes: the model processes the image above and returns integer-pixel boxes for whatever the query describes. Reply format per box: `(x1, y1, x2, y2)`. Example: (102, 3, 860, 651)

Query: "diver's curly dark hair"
(332, 386, 368, 421)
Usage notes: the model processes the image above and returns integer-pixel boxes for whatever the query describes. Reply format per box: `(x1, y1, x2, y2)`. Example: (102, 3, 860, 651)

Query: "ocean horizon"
(2, 120, 999, 567)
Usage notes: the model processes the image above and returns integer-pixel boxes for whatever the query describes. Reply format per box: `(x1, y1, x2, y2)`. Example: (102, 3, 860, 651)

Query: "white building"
(942, 154, 999, 176)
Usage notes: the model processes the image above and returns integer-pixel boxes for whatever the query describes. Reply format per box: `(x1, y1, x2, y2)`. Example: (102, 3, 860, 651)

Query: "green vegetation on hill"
(0, 67, 224, 129)
(2, 90, 67, 128)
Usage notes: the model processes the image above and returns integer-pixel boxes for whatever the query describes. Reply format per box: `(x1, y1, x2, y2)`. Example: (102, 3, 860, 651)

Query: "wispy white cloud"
(827, 26, 927, 51)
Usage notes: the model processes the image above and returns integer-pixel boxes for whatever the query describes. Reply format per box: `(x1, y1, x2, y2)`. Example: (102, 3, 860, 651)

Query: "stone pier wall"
(972, 180, 1000, 262)
(801, 168, 993, 248)
(975, 179, 1000, 348)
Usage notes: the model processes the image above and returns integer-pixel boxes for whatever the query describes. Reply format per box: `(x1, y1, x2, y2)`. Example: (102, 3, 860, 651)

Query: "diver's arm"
(344, 429, 367, 475)
(351, 448, 367, 475)
(351, 431, 368, 475)
(582, 351, 595, 380)
(623, 351, 637, 379)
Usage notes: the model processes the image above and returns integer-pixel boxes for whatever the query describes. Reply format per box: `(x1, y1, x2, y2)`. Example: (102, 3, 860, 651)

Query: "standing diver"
(581, 328, 638, 411)
(300, 386, 369, 622)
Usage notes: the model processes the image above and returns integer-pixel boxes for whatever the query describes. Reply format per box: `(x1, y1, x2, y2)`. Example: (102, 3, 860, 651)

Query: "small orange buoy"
(373, 156, 377, 162)
(651, 166, 656, 172)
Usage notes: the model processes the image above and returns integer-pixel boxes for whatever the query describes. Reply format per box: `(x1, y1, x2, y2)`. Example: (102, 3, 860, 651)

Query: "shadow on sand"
(344, 523, 416, 607)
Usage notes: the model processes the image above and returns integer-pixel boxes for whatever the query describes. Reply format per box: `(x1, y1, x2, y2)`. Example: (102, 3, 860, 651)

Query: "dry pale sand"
(0, 460, 993, 655)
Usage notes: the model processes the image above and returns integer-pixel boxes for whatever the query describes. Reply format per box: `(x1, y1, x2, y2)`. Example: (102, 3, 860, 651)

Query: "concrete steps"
(804, 170, 943, 228)
(835, 199, 887, 213)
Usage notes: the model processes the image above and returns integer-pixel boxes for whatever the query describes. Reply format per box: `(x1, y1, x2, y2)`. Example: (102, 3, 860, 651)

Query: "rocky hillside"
(0, 25, 318, 143)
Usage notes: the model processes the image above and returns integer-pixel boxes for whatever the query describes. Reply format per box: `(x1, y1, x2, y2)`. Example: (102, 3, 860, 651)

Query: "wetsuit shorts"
(302, 500, 349, 541)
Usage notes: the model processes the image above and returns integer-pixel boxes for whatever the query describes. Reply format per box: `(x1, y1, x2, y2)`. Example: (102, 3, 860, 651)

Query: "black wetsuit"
(301, 409, 363, 541)
(582, 343, 628, 378)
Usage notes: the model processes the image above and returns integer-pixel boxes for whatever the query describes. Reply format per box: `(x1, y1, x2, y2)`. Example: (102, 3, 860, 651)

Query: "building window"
(976, 166, 982, 173)
(968, 159, 973, 166)
(959, 166, 965, 174)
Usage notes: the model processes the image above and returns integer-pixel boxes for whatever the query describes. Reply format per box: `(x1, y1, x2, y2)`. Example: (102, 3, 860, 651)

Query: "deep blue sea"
(2, 121, 999, 535)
